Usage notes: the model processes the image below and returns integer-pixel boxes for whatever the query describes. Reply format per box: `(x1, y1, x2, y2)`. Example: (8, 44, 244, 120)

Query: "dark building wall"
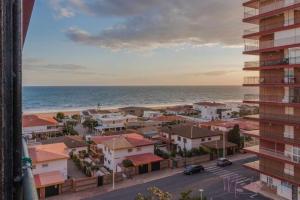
(0, 0, 22, 199)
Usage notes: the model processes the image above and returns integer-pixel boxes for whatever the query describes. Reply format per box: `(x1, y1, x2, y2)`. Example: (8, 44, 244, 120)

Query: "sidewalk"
(48, 153, 256, 200)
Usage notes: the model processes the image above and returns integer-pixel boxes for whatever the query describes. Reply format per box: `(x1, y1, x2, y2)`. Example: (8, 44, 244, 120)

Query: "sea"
(23, 86, 258, 113)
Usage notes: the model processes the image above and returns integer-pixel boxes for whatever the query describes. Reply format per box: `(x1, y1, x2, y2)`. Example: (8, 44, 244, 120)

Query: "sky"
(23, 0, 256, 86)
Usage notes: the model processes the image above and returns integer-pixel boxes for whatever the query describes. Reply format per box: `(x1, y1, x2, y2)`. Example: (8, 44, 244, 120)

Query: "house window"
(208, 137, 211, 141)
(128, 148, 133, 153)
(177, 136, 181, 141)
(183, 138, 187, 143)
(284, 163, 294, 176)
(201, 138, 205, 142)
(104, 157, 107, 161)
(42, 164, 48, 168)
(137, 147, 141, 151)
(108, 160, 111, 164)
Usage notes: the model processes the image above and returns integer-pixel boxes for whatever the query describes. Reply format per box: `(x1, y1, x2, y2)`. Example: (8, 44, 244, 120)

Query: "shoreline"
(23, 100, 243, 116)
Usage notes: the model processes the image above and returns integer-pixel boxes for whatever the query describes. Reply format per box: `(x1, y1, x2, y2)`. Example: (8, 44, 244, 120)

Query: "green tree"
(228, 124, 241, 148)
(56, 112, 65, 121)
(72, 114, 80, 121)
(135, 187, 172, 200)
(82, 119, 98, 131)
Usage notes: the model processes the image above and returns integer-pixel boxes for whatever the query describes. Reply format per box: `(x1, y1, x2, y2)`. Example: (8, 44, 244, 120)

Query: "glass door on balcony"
(289, 48, 300, 64)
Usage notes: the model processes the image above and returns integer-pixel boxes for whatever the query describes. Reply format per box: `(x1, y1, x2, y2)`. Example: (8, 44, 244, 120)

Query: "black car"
(216, 158, 232, 167)
(183, 165, 204, 175)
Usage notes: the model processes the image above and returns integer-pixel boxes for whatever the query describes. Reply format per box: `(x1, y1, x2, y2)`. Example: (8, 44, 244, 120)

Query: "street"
(85, 157, 270, 200)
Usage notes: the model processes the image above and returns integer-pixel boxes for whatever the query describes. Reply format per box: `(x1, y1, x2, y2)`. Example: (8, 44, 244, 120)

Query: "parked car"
(217, 158, 232, 167)
(183, 165, 204, 175)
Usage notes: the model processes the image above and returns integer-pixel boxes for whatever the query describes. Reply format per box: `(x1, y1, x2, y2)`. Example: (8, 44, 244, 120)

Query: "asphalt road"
(85, 157, 270, 200)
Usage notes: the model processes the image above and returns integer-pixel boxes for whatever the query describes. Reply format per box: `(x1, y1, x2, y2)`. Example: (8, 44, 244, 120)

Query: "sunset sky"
(23, 0, 255, 86)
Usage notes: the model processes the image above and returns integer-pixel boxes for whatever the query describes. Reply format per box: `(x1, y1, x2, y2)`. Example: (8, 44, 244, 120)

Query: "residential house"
(143, 111, 163, 119)
(165, 105, 198, 116)
(29, 143, 69, 199)
(91, 133, 163, 174)
(160, 124, 223, 151)
(40, 135, 88, 154)
(22, 114, 61, 139)
(90, 112, 138, 133)
(193, 102, 238, 121)
(152, 115, 187, 126)
(119, 106, 154, 117)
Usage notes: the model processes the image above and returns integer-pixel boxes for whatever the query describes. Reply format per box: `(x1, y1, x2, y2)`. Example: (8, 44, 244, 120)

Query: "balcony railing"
(245, 145, 300, 164)
(243, 56, 300, 69)
(244, 94, 300, 103)
(244, 161, 300, 185)
(259, 131, 300, 145)
(260, 113, 300, 124)
(244, 0, 300, 19)
(22, 137, 39, 200)
(244, 18, 300, 35)
(243, 76, 297, 85)
(244, 35, 300, 52)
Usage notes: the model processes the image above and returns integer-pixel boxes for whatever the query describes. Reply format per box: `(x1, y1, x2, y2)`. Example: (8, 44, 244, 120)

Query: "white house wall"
(33, 159, 68, 180)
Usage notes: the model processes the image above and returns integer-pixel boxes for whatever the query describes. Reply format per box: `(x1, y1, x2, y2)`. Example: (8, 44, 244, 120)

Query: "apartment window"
(284, 163, 294, 176)
(128, 148, 133, 153)
(42, 163, 48, 168)
(293, 147, 300, 163)
(284, 125, 294, 139)
(177, 136, 181, 141)
(285, 107, 294, 115)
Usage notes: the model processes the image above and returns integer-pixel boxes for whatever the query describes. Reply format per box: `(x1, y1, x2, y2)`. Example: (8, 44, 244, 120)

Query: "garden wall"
(171, 154, 210, 168)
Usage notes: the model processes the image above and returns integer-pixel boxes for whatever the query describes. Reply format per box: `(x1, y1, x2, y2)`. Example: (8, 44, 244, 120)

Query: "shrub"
(122, 159, 134, 168)
(155, 149, 169, 159)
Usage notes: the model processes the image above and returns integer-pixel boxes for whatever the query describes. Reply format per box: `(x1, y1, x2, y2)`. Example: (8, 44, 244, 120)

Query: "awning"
(126, 153, 163, 166)
(34, 171, 65, 188)
(23, 0, 35, 43)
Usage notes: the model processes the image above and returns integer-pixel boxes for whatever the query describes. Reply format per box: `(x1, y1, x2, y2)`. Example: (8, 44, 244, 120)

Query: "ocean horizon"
(23, 86, 258, 113)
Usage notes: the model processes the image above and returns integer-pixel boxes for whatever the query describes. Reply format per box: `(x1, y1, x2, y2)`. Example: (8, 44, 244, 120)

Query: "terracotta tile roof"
(126, 153, 163, 166)
(23, 114, 58, 128)
(41, 136, 88, 149)
(92, 133, 154, 149)
(29, 143, 69, 163)
(200, 119, 259, 131)
(103, 137, 134, 150)
(194, 102, 225, 107)
(34, 171, 65, 188)
(152, 115, 186, 122)
(161, 124, 222, 139)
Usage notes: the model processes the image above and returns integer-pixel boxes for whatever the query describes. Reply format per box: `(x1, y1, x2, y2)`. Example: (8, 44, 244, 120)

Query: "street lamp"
(199, 189, 204, 200)
(112, 138, 116, 190)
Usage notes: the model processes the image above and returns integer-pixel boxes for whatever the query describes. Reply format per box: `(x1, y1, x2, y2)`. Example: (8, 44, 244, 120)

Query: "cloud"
(49, 0, 75, 18)
(62, 0, 243, 50)
(23, 57, 87, 73)
(186, 70, 239, 77)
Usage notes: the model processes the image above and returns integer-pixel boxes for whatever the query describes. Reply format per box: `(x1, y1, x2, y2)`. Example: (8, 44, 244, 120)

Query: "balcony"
(244, 145, 300, 165)
(244, 161, 300, 186)
(244, 0, 300, 21)
(243, 94, 300, 104)
(260, 113, 300, 125)
(259, 131, 300, 147)
(244, 18, 300, 37)
(243, 75, 297, 86)
(244, 35, 300, 54)
(243, 56, 300, 70)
